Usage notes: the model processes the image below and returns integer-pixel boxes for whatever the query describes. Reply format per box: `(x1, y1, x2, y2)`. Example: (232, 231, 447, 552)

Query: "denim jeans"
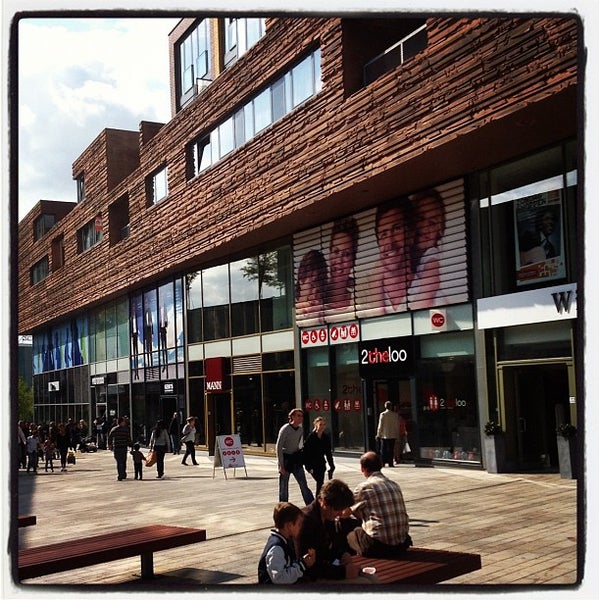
(279, 460, 315, 505)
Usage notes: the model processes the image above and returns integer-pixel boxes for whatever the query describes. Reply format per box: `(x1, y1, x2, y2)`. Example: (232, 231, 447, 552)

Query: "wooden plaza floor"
(8, 446, 588, 597)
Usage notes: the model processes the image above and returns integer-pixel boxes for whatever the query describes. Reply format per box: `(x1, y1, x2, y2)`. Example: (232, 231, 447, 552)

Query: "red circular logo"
(224, 436, 234, 447)
(431, 312, 445, 327)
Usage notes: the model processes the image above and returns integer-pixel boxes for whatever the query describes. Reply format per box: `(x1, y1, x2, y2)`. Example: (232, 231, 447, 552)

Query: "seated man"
(295, 479, 360, 581)
(346, 451, 412, 557)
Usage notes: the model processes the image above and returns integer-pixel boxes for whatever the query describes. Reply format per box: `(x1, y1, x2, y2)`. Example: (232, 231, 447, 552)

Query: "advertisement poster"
(514, 190, 565, 286)
(293, 179, 468, 326)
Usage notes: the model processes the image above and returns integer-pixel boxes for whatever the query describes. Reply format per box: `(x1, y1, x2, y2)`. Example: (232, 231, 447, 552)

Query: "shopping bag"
(403, 441, 411, 453)
(67, 450, 76, 465)
(145, 450, 157, 467)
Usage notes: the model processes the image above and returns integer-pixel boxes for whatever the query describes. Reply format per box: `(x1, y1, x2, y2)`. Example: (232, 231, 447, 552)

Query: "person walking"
(107, 416, 132, 481)
(130, 443, 147, 480)
(17, 421, 27, 469)
(376, 401, 399, 467)
(276, 408, 314, 505)
(55, 422, 70, 472)
(303, 416, 335, 497)
(180, 416, 199, 466)
(169, 412, 181, 455)
(149, 420, 171, 478)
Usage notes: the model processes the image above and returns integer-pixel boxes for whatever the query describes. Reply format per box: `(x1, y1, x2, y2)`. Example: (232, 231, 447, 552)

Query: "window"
(147, 166, 168, 205)
(224, 17, 266, 66)
(178, 19, 211, 108)
(109, 194, 130, 245)
(363, 23, 428, 85)
(188, 49, 322, 178)
(51, 234, 65, 270)
(31, 256, 49, 285)
(33, 214, 55, 241)
(78, 215, 103, 253)
(474, 143, 576, 297)
(76, 174, 85, 203)
(202, 264, 230, 340)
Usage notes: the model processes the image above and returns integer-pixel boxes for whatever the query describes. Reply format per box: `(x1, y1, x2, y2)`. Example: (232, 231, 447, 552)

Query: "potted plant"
(556, 424, 577, 479)
(483, 420, 506, 473)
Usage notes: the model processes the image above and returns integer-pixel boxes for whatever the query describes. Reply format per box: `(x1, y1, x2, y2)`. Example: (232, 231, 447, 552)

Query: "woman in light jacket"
(180, 416, 198, 466)
(149, 420, 171, 478)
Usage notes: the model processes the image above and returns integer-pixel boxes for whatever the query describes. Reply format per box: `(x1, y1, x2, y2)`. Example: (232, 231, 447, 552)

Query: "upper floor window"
(474, 142, 577, 298)
(109, 194, 130, 245)
(224, 17, 266, 67)
(188, 49, 321, 178)
(30, 256, 49, 285)
(51, 234, 65, 270)
(76, 174, 85, 203)
(33, 214, 55, 241)
(78, 215, 103, 253)
(178, 19, 211, 108)
(364, 23, 427, 85)
(147, 166, 168, 206)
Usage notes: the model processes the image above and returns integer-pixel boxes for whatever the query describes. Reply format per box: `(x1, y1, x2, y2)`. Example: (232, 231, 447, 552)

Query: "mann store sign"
(359, 337, 415, 378)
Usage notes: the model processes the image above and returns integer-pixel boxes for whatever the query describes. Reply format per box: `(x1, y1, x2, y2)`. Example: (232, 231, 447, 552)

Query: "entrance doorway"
(206, 392, 233, 456)
(500, 362, 573, 471)
(365, 379, 414, 460)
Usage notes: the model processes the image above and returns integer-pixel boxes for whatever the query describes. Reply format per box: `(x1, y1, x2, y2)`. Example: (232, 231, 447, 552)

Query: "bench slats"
(19, 525, 206, 580)
(351, 547, 482, 584)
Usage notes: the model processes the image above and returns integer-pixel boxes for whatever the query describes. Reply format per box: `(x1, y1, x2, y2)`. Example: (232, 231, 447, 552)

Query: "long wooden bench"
(18, 515, 37, 528)
(349, 547, 482, 584)
(19, 524, 206, 581)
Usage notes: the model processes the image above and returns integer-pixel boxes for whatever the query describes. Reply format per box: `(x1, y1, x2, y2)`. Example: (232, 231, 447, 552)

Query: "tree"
(18, 376, 34, 422)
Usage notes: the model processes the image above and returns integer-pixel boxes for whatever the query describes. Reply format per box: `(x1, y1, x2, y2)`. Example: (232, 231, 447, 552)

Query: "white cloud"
(17, 17, 178, 219)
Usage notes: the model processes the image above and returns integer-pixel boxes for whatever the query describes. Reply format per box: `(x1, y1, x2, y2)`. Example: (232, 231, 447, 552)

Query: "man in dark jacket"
(107, 416, 132, 480)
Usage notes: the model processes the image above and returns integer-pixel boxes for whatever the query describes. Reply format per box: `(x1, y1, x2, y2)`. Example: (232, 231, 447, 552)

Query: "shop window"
(33, 213, 55, 241)
(476, 144, 576, 297)
(202, 264, 231, 341)
(259, 247, 293, 332)
(78, 215, 103, 253)
(30, 256, 49, 285)
(231, 258, 260, 337)
(263, 371, 295, 445)
(417, 357, 479, 462)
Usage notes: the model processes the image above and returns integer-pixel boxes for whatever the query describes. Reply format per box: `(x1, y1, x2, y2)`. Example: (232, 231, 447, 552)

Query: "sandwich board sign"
(213, 434, 247, 479)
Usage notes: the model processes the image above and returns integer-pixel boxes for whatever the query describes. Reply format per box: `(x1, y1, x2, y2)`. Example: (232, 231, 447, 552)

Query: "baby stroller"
(79, 436, 98, 452)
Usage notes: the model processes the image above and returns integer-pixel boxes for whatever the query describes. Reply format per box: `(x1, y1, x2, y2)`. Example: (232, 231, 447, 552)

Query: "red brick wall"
(18, 16, 579, 333)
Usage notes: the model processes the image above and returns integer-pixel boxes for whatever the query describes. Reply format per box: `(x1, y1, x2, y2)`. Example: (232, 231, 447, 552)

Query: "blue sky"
(17, 17, 179, 220)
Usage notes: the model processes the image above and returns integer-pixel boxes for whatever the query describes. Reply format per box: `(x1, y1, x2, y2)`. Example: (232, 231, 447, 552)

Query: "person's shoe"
(181, 461, 188, 465)
(192, 462, 199, 465)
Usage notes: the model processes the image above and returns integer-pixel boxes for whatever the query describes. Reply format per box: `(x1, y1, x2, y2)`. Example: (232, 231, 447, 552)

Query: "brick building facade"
(18, 16, 581, 471)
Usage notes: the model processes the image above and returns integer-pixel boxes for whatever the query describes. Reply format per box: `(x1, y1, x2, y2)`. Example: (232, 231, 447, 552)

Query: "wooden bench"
(349, 547, 481, 584)
(18, 515, 37, 528)
(19, 524, 206, 581)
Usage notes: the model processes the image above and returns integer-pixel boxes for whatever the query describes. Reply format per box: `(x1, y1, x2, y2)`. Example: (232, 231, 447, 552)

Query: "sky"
(16, 17, 179, 221)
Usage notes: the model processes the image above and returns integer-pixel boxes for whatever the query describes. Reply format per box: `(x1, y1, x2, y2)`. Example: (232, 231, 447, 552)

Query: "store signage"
(359, 337, 414, 377)
(163, 382, 174, 394)
(48, 381, 60, 392)
(300, 326, 329, 347)
(91, 376, 105, 386)
(430, 309, 447, 331)
(329, 322, 360, 345)
(477, 283, 577, 329)
(205, 357, 229, 392)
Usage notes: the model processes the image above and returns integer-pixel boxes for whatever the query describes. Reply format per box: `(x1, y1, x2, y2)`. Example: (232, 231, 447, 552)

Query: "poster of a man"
(515, 191, 565, 285)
